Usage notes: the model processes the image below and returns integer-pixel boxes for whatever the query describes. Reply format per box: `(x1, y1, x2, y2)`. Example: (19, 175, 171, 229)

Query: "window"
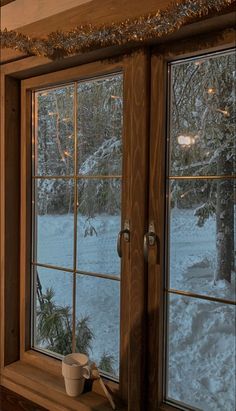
(14, 53, 148, 410)
(165, 50, 235, 410)
(32, 75, 123, 379)
(1, 30, 235, 411)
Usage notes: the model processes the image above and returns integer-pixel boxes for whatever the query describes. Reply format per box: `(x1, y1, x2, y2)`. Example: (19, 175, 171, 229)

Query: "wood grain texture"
(2, 0, 173, 34)
(0, 385, 47, 411)
(1, 360, 126, 411)
(126, 50, 149, 411)
(0, 49, 27, 65)
(147, 52, 167, 411)
(1, 0, 90, 29)
(4, 76, 21, 365)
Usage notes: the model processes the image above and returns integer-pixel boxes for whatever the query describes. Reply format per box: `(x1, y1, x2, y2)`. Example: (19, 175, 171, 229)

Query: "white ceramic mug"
(62, 353, 90, 397)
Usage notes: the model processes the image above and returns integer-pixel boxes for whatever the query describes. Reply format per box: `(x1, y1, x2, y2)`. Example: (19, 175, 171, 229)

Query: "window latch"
(117, 220, 130, 258)
(144, 221, 159, 263)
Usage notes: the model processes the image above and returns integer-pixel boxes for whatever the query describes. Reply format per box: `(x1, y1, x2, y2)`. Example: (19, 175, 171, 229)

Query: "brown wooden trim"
(126, 50, 149, 411)
(20, 86, 32, 357)
(21, 59, 124, 90)
(0, 71, 6, 375)
(147, 52, 167, 411)
(4, 76, 21, 365)
(0, 0, 15, 6)
(156, 27, 236, 62)
(0, 46, 132, 79)
(0, 73, 21, 372)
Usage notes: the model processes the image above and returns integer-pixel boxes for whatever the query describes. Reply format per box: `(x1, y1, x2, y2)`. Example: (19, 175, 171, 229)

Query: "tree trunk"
(215, 148, 234, 283)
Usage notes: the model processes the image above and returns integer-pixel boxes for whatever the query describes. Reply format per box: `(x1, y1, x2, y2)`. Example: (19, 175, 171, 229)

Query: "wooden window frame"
(147, 28, 236, 411)
(0, 18, 235, 411)
(0, 50, 149, 411)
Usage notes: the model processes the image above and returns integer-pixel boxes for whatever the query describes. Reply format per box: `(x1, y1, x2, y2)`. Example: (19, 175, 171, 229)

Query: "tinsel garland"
(0, 0, 235, 59)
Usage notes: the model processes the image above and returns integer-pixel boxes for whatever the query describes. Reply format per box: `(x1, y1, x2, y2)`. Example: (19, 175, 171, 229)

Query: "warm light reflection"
(194, 60, 204, 66)
(177, 135, 195, 146)
(216, 108, 230, 118)
(64, 151, 72, 157)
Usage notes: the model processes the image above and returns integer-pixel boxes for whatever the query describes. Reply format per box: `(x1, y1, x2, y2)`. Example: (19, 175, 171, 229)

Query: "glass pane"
(77, 179, 121, 275)
(33, 266, 73, 356)
(168, 179, 236, 301)
(35, 85, 74, 176)
(76, 274, 120, 379)
(34, 179, 74, 268)
(166, 294, 236, 411)
(77, 74, 123, 175)
(169, 51, 236, 176)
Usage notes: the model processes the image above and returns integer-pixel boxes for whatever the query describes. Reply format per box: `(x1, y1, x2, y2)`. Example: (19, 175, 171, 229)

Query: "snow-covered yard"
(36, 209, 235, 410)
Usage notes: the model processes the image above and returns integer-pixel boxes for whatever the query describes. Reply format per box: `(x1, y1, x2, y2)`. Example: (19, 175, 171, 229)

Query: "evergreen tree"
(171, 51, 235, 283)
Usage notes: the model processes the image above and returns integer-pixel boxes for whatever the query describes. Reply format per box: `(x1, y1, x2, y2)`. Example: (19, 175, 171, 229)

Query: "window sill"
(1, 360, 126, 411)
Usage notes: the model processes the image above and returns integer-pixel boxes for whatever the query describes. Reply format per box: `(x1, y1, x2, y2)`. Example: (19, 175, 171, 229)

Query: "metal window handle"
(144, 222, 159, 263)
(117, 221, 130, 258)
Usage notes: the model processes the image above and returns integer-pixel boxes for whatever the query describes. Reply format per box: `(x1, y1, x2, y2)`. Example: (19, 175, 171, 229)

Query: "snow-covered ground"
(36, 213, 121, 376)
(36, 209, 235, 410)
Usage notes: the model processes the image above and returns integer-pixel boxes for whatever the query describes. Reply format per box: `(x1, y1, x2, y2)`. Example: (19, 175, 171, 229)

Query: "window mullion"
(72, 82, 78, 353)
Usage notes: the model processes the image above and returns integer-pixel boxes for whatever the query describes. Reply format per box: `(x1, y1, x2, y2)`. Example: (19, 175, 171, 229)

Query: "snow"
(36, 209, 235, 409)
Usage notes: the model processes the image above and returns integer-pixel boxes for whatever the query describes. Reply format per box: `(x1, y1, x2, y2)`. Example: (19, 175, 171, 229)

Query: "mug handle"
(82, 365, 90, 379)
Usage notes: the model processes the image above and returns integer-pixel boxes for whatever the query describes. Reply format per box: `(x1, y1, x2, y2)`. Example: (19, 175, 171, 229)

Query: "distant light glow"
(64, 151, 72, 157)
(207, 87, 216, 95)
(111, 95, 121, 99)
(177, 135, 195, 146)
(216, 108, 230, 118)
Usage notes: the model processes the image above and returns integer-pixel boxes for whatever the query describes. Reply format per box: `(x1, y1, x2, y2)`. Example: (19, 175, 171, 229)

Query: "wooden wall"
(2, 0, 174, 33)
(1, 0, 91, 30)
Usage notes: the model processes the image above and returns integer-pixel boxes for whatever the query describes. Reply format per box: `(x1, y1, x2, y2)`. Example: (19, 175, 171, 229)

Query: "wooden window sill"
(1, 360, 126, 411)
